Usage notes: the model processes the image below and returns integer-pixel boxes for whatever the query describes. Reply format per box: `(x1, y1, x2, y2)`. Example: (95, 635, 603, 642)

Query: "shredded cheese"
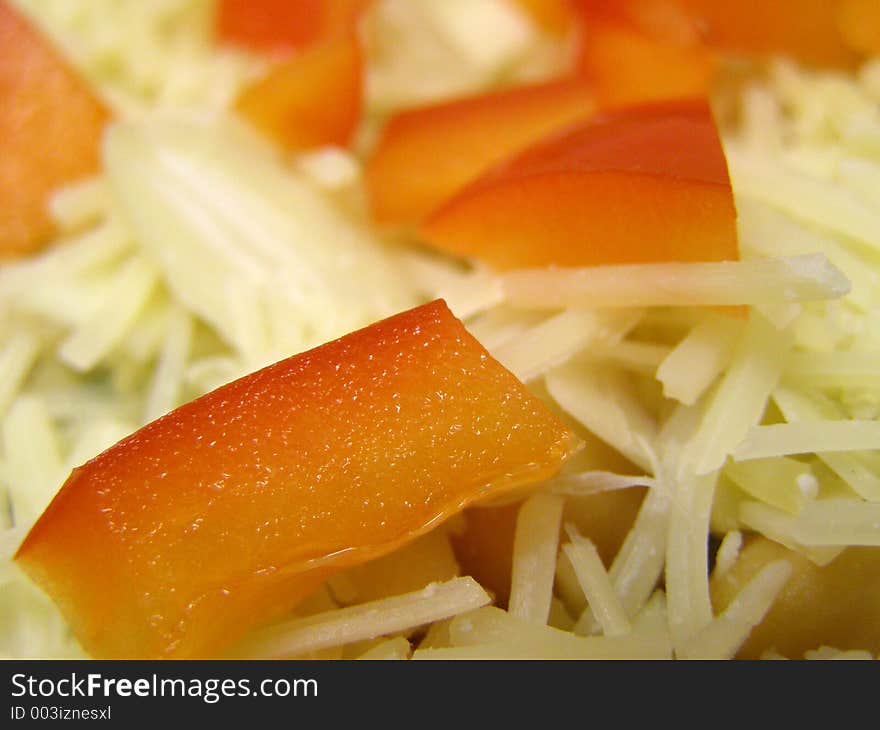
(676, 559, 792, 660)
(233, 577, 491, 659)
(562, 524, 631, 637)
(501, 255, 850, 310)
(509, 493, 565, 625)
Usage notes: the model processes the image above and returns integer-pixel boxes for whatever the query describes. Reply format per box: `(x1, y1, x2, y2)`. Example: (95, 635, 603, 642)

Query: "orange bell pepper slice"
(571, 0, 702, 42)
(452, 487, 644, 608)
(364, 77, 596, 225)
(216, 0, 371, 55)
(0, 0, 109, 258)
(15, 300, 578, 658)
(570, 0, 716, 107)
(578, 0, 877, 69)
(678, 0, 863, 68)
(837, 0, 880, 57)
(711, 537, 880, 659)
(451, 502, 522, 607)
(420, 97, 738, 270)
(235, 32, 363, 151)
(511, 0, 577, 36)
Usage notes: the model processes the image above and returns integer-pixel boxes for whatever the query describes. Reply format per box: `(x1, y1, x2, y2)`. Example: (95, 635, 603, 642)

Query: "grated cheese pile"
(0, 0, 878, 660)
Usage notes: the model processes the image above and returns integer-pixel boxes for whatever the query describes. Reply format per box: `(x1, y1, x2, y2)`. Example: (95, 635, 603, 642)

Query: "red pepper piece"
(0, 1, 110, 258)
(365, 77, 596, 225)
(235, 32, 363, 151)
(16, 300, 578, 658)
(421, 97, 739, 270)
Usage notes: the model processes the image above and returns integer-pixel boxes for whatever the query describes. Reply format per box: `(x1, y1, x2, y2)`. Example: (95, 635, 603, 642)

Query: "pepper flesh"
(571, 0, 715, 107)
(837, 0, 880, 57)
(678, 0, 863, 68)
(452, 488, 644, 607)
(216, 0, 371, 55)
(235, 33, 363, 151)
(511, 0, 576, 36)
(576, 0, 878, 69)
(15, 300, 578, 658)
(0, 0, 109, 258)
(710, 536, 880, 658)
(364, 77, 596, 225)
(421, 97, 738, 270)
